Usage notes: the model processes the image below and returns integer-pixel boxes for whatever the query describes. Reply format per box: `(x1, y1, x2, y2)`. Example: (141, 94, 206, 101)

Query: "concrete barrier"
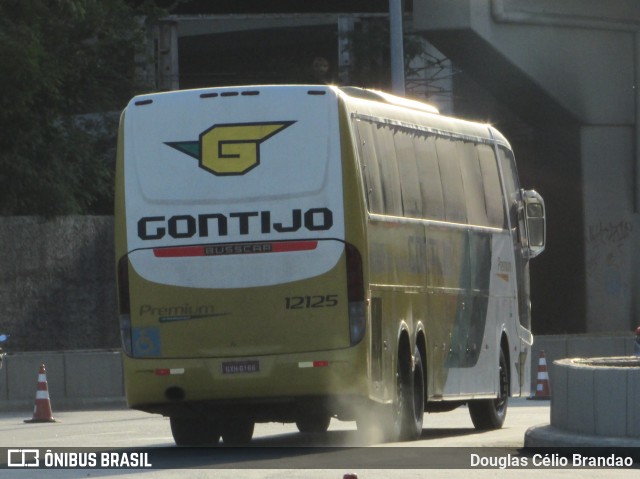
(0, 350, 125, 412)
(526, 356, 640, 452)
(551, 357, 640, 438)
(0, 333, 636, 412)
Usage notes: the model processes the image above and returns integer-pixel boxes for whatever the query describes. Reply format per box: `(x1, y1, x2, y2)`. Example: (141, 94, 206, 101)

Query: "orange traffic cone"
(529, 351, 551, 400)
(24, 363, 57, 423)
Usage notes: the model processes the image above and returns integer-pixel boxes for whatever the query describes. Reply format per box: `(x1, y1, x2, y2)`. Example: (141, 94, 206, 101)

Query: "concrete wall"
(0, 216, 119, 352)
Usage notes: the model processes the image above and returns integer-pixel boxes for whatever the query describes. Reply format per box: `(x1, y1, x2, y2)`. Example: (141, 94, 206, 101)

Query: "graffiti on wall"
(588, 220, 633, 245)
(586, 220, 633, 296)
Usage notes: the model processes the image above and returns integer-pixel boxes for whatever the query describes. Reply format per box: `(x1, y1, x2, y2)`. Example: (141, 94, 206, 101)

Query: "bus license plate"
(222, 360, 260, 375)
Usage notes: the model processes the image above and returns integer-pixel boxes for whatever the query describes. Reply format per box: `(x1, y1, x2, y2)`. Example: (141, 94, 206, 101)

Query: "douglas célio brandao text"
(470, 452, 634, 469)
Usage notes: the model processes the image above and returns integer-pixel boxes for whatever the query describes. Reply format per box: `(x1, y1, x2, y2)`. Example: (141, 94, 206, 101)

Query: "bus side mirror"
(523, 189, 545, 258)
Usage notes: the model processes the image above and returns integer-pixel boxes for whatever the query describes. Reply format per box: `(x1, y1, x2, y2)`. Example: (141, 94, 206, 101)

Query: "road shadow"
(78, 426, 488, 470)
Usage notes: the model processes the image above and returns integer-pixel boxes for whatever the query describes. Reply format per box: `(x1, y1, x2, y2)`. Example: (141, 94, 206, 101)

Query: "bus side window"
(414, 134, 444, 221)
(477, 144, 506, 229)
(458, 141, 489, 227)
(372, 124, 403, 216)
(436, 137, 467, 224)
(355, 120, 384, 214)
(393, 128, 423, 218)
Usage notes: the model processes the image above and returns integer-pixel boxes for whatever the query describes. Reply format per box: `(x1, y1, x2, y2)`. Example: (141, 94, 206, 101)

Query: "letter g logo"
(166, 121, 295, 176)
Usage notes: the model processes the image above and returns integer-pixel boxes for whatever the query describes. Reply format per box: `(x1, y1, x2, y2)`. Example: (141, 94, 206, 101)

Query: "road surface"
(0, 398, 637, 478)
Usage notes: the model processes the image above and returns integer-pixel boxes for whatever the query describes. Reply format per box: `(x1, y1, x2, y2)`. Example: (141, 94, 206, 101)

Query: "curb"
(525, 424, 640, 460)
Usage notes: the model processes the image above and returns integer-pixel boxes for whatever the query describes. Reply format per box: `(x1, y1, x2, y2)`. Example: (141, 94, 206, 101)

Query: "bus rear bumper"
(134, 394, 368, 423)
(123, 347, 368, 421)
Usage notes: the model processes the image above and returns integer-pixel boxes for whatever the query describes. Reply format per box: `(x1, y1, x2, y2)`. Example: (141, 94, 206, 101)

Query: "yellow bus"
(115, 85, 545, 445)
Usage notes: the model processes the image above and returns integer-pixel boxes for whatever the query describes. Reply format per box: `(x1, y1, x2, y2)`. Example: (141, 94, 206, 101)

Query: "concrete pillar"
(582, 127, 638, 332)
(389, 0, 406, 95)
(154, 20, 180, 91)
(413, 0, 640, 333)
(338, 16, 355, 85)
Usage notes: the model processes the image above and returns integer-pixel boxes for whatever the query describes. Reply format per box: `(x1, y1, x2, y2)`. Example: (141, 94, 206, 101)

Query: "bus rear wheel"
(221, 419, 255, 446)
(296, 413, 332, 434)
(169, 417, 221, 446)
(398, 347, 424, 440)
(468, 348, 509, 430)
(356, 346, 424, 443)
(385, 346, 424, 442)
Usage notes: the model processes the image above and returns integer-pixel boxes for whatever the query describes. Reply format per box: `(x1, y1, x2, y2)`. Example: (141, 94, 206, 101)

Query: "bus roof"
(126, 84, 511, 149)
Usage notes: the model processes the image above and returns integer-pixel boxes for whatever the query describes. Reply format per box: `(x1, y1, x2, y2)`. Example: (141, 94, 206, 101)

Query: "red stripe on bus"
(153, 240, 318, 258)
(153, 246, 204, 257)
(270, 241, 318, 253)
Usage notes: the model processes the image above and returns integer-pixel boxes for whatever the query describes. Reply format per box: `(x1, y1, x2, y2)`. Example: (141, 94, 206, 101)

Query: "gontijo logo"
(165, 121, 295, 176)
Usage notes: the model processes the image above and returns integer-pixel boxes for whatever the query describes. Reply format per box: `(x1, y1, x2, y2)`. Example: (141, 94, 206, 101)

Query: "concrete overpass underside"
(414, 0, 640, 334)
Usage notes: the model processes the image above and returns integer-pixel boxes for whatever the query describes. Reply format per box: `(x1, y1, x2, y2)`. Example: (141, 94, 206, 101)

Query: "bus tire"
(409, 347, 425, 438)
(296, 414, 332, 434)
(221, 419, 255, 446)
(468, 348, 509, 430)
(169, 417, 221, 446)
(387, 346, 424, 442)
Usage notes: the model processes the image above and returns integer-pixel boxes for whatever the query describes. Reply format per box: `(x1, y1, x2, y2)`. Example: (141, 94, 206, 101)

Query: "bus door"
(498, 147, 533, 394)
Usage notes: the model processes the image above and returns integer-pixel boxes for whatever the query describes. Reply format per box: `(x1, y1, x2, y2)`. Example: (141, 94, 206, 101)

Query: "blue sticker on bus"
(132, 327, 162, 357)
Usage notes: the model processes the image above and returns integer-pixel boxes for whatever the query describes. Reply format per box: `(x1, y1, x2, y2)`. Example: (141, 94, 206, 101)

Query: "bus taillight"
(345, 243, 365, 346)
(117, 256, 133, 356)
